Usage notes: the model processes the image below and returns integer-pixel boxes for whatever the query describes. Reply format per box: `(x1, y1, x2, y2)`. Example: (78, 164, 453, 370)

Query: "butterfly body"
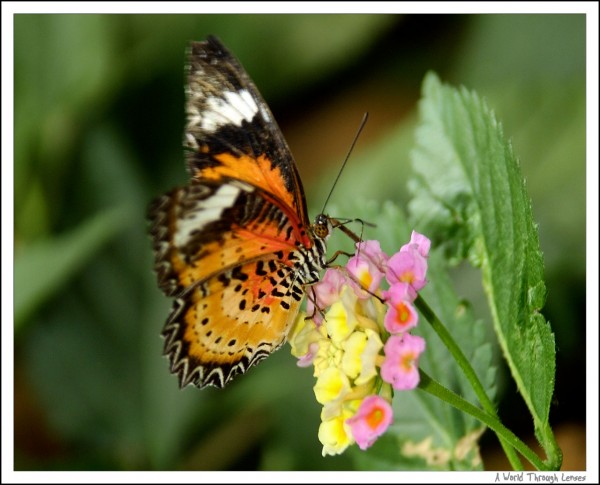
(149, 36, 330, 388)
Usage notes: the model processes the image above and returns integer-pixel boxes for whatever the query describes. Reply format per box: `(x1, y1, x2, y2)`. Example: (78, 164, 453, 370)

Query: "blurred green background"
(13, 14, 586, 470)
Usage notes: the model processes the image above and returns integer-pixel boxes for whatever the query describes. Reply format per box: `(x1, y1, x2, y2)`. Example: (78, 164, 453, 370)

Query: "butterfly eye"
(313, 214, 332, 239)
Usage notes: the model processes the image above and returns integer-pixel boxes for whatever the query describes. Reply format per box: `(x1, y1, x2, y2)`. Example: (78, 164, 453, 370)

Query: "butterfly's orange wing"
(148, 36, 326, 388)
(185, 37, 310, 229)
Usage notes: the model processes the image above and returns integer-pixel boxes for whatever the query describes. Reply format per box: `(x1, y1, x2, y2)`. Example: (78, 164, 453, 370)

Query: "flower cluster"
(289, 231, 431, 456)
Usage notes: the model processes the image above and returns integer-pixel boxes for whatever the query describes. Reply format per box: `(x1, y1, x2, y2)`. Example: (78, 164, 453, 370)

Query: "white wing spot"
(237, 89, 259, 120)
(174, 184, 241, 247)
(199, 89, 259, 132)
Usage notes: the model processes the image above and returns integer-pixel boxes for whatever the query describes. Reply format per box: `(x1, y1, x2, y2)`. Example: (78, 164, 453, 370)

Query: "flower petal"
(314, 367, 351, 404)
(381, 334, 426, 390)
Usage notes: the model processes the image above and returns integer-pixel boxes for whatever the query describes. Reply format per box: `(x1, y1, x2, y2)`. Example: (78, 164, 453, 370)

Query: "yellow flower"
(318, 408, 355, 456)
(314, 367, 351, 405)
(339, 327, 384, 385)
(359, 294, 387, 328)
(324, 287, 359, 344)
(288, 311, 321, 359)
(313, 328, 342, 377)
(355, 328, 384, 385)
(341, 331, 368, 379)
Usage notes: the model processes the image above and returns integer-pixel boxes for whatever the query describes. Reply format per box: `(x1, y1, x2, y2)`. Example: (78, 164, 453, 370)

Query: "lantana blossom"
(289, 231, 431, 456)
(401, 230, 432, 258)
(345, 395, 393, 450)
(386, 246, 428, 291)
(382, 282, 419, 334)
(381, 333, 426, 390)
(346, 240, 388, 295)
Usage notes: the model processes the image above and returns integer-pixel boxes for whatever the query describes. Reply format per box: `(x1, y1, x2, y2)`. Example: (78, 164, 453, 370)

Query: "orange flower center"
(395, 302, 410, 323)
(366, 407, 384, 429)
(400, 271, 414, 284)
(401, 352, 415, 371)
(359, 269, 373, 289)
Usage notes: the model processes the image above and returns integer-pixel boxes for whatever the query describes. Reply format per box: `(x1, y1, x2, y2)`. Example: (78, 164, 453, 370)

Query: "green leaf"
(14, 207, 129, 330)
(408, 73, 558, 464)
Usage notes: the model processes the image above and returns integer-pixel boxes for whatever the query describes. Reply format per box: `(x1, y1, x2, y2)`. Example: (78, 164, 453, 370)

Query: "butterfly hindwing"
(162, 257, 304, 388)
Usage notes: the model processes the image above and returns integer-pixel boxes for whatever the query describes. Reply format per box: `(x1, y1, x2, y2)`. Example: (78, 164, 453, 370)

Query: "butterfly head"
(312, 213, 333, 240)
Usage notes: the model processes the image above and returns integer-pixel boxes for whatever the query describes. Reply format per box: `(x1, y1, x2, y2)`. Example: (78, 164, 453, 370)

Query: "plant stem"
(536, 421, 564, 470)
(415, 295, 524, 470)
(418, 371, 550, 471)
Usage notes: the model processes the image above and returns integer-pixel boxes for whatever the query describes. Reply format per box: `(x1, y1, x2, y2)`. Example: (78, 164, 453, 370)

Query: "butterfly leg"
(303, 284, 327, 321)
(334, 265, 386, 304)
(326, 249, 354, 266)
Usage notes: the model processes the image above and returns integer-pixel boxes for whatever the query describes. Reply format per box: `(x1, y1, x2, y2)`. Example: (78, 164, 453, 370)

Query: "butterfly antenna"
(320, 112, 369, 215)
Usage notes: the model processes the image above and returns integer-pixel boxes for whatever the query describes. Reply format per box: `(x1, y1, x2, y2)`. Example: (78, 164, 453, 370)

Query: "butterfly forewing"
(184, 36, 310, 228)
(149, 178, 311, 297)
(149, 36, 328, 388)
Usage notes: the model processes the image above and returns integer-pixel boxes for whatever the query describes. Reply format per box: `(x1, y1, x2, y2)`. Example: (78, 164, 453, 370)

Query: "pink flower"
(382, 282, 418, 334)
(346, 255, 385, 296)
(356, 240, 389, 272)
(346, 395, 393, 450)
(381, 334, 426, 390)
(386, 245, 428, 292)
(400, 231, 431, 258)
(307, 268, 348, 325)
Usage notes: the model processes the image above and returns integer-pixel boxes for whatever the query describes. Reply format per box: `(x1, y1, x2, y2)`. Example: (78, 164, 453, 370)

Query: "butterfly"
(148, 36, 347, 389)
